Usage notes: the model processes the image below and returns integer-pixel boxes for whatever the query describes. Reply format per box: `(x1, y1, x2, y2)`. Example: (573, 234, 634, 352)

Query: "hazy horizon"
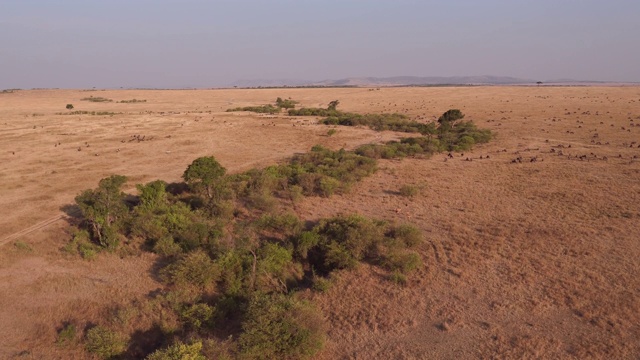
(2, 0, 639, 89)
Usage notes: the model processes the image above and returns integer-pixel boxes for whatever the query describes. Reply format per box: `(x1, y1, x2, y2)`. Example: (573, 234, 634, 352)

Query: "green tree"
(437, 109, 464, 124)
(327, 100, 340, 111)
(75, 175, 128, 248)
(182, 156, 227, 201)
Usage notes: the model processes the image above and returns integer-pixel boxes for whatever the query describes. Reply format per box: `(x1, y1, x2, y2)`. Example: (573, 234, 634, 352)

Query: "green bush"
(276, 97, 298, 109)
(254, 213, 302, 238)
(399, 185, 419, 197)
(161, 250, 220, 290)
(382, 250, 421, 274)
(309, 214, 386, 273)
(85, 326, 127, 359)
(387, 271, 407, 286)
(179, 303, 216, 330)
(56, 323, 76, 346)
(146, 341, 206, 360)
(390, 224, 423, 248)
(66, 104, 74, 110)
(239, 294, 324, 360)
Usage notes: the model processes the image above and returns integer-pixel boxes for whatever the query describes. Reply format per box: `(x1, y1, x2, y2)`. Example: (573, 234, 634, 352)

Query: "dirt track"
(1, 87, 639, 359)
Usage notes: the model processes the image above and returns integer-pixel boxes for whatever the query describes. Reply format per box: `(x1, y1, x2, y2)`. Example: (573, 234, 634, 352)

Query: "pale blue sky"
(1, 0, 639, 88)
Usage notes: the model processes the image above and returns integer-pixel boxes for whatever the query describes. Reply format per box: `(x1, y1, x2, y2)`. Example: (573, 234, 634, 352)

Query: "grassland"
(0, 87, 639, 359)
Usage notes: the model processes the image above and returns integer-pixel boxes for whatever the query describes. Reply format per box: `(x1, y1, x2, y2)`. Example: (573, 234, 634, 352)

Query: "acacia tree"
(182, 156, 227, 201)
(75, 175, 128, 248)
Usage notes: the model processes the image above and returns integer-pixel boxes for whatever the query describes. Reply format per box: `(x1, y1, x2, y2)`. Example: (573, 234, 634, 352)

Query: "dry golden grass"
(1, 86, 639, 359)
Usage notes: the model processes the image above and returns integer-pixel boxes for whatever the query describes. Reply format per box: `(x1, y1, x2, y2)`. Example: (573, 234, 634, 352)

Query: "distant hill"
(315, 76, 535, 86)
(228, 75, 537, 88)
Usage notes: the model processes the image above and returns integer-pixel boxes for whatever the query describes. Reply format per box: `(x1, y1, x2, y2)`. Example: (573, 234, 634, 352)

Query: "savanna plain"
(1, 86, 639, 359)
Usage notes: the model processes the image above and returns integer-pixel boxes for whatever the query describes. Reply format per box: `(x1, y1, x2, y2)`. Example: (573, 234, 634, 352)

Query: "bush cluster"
(81, 96, 113, 102)
(226, 104, 280, 114)
(68, 102, 494, 359)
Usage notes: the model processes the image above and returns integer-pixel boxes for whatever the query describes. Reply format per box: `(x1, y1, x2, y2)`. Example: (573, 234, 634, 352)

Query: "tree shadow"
(148, 256, 172, 284)
(166, 182, 189, 196)
(60, 204, 81, 218)
(59, 204, 83, 228)
(123, 324, 167, 359)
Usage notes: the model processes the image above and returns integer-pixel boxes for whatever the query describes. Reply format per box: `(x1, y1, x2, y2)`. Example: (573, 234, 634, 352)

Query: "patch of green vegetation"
(226, 104, 280, 114)
(13, 241, 32, 252)
(56, 323, 76, 346)
(85, 326, 127, 359)
(81, 96, 113, 102)
(146, 342, 206, 360)
(275, 97, 298, 109)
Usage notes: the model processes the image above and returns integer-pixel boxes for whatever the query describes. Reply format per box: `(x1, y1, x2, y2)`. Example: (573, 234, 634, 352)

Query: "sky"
(1, 0, 639, 88)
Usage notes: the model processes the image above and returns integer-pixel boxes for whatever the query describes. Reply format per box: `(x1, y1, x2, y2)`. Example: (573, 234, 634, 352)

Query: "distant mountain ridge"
(229, 75, 537, 88)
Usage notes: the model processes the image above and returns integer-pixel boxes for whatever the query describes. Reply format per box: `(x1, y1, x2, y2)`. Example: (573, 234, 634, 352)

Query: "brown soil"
(1, 87, 639, 359)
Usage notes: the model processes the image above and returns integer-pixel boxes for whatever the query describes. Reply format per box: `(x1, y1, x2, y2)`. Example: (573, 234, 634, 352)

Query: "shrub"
(146, 341, 206, 360)
(56, 323, 76, 346)
(382, 250, 421, 274)
(85, 326, 127, 359)
(276, 97, 298, 109)
(399, 185, 419, 197)
(256, 243, 301, 293)
(390, 224, 423, 248)
(13, 241, 32, 252)
(161, 250, 220, 290)
(326, 129, 337, 137)
(311, 275, 332, 293)
(179, 303, 215, 330)
(309, 214, 386, 273)
(66, 104, 74, 110)
(255, 213, 302, 238)
(387, 271, 407, 286)
(239, 294, 324, 360)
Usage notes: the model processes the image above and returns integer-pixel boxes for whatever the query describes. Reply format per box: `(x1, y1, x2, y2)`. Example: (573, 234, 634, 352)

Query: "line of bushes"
(226, 97, 300, 114)
(81, 96, 113, 102)
(57, 111, 120, 116)
(65, 104, 493, 359)
(118, 99, 147, 103)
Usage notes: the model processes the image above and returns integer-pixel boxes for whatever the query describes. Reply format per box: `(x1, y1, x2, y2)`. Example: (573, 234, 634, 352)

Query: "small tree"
(182, 156, 227, 201)
(327, 100, 340, 111)
(66, 104, 74, 110)
(75, 175, 128, 249)
(437, 109, 464, 124)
